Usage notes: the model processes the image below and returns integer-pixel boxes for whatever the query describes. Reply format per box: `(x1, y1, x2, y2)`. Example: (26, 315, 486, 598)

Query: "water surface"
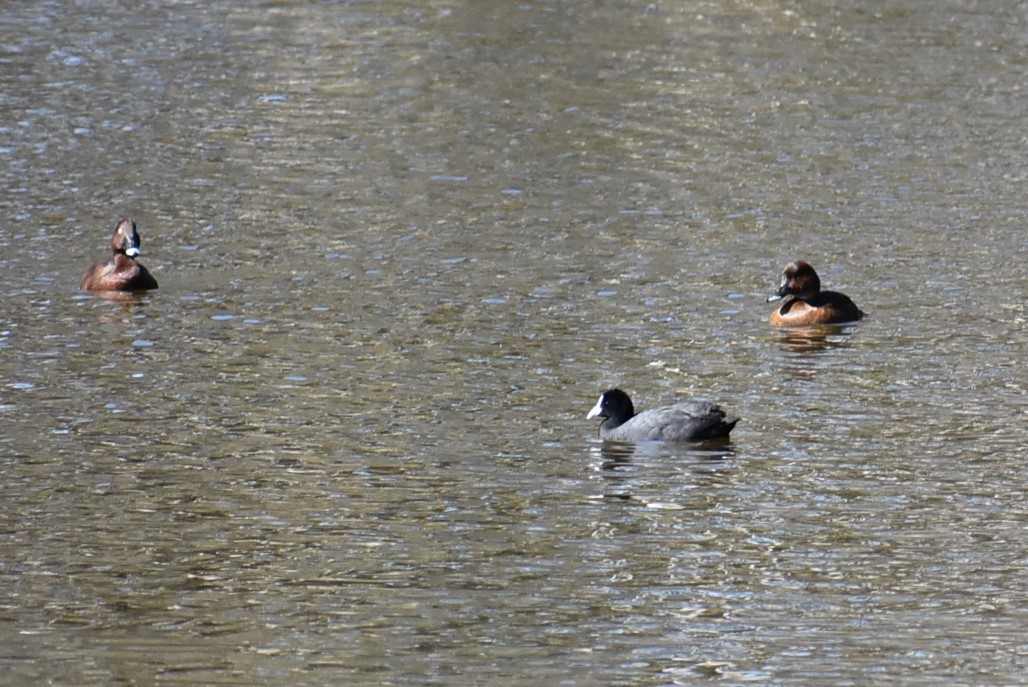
(1, 1, 1026, 684)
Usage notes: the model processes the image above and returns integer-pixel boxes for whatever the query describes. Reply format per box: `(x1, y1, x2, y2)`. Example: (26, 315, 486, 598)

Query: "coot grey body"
(587, 388, 738, 442)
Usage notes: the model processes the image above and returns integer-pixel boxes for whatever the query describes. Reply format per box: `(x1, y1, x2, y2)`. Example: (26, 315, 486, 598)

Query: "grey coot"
(587, 388, 738, 442)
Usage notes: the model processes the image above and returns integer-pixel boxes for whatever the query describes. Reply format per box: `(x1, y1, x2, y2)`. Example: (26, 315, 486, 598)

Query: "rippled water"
(2, 1, 1026, 684)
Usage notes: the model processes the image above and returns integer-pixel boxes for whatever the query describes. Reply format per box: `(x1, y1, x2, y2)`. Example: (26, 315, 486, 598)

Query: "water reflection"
(589, 439, 735, 472)
(78, 290, 151, 307)
(76, 291, 160, 330)
(773, 323, 859, 354)
(588, 439, 737, 507)
(592, 439, 638, 465)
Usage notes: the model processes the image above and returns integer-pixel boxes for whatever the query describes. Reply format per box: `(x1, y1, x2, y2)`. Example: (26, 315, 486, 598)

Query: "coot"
(587, 388, 738, 442)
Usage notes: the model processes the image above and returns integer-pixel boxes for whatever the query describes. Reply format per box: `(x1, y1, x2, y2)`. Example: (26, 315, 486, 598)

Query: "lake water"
(1, 1, 1026, 684)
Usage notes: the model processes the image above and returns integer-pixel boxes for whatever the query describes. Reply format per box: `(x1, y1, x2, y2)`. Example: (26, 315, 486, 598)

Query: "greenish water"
(1, 1, 1025, 684)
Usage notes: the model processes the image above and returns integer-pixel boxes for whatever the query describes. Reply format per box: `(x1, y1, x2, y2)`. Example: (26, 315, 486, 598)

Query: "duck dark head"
(767, 260, 821, 302)
(767, 259, 863, 326)
(81, 217, 159, 292)
(112, 218, 143, 258)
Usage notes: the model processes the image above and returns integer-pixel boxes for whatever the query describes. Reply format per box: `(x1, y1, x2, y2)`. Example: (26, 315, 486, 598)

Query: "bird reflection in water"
(81, 289, 155, 321)
(774, 323, 855, 354)
(587, 440, 736, 503)
(593, 438, 735, 466)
